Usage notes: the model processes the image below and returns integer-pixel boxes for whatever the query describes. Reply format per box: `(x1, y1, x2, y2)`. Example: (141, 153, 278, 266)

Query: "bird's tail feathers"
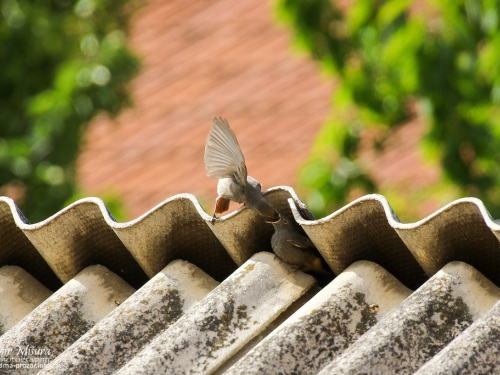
(304, 256, 331, 276)
(215, 197, 230, 215)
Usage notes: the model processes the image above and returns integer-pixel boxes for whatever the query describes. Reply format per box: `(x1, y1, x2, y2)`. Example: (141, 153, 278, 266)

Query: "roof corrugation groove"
(0, 266, 51, 335)
(1, 187, 500, 373)
(0, 202, 61, 290)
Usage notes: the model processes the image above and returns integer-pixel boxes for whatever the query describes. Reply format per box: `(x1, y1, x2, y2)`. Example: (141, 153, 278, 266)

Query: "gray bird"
(204, 117, 278, 221)
(267, 214, 330, 275)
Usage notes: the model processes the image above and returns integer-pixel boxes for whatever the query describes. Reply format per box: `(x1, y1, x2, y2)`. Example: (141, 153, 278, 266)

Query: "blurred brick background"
(77, 0, 439, 220)
(77, 0, 333, 218)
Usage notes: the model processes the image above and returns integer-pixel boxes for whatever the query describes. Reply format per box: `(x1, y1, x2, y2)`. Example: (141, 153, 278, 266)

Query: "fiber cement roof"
(1, 188, 500, 374)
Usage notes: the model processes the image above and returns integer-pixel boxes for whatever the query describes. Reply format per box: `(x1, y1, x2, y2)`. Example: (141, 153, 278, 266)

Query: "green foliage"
(277, 0, 500, 218)
(0, 0, 140, 222)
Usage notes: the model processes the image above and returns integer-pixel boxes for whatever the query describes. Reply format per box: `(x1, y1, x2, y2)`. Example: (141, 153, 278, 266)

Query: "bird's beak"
(265, 214, 282, 224)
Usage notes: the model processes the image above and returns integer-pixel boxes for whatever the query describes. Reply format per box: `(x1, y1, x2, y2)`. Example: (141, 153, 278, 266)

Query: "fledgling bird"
(267, 214, 330, 276)
(204, 117, 278, 222)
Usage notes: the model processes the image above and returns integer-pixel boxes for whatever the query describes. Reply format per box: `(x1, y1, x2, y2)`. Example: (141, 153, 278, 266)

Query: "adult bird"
(204, 117, 278, 222)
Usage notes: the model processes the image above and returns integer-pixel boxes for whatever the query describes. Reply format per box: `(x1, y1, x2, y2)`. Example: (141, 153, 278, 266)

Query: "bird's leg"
(211, 199, 219, 224)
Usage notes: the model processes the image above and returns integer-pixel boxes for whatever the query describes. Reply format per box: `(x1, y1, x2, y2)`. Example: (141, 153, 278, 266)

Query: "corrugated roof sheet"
(42, 260, 219, 374)
(224, 261, 411, 374)
(317, 262, 500, 374)
(1, 188, 500, 374)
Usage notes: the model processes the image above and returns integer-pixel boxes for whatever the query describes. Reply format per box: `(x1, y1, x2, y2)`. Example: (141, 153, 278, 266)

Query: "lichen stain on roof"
(0, 265, 135, 374)
(319, 262, 500, 374)
(116, 253, 315, 374)
(415, 298, 500, 374)
(41, 260, 219, 374)
(225, 261, 411, 375)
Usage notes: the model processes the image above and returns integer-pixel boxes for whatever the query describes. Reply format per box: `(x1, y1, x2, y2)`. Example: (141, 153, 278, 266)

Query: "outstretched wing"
(204, 117, 247, 186)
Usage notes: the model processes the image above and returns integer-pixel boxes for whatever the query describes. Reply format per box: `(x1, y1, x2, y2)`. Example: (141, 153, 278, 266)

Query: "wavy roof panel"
(1, 188, 500, 373)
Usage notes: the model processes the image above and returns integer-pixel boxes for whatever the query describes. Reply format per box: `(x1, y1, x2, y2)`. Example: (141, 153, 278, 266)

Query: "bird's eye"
(282, 219, 288, 224)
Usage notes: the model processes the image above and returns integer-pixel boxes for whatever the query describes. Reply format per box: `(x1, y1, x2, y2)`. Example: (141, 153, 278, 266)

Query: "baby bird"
(267, 214, 330, 276)
(204, 117, 278, 222)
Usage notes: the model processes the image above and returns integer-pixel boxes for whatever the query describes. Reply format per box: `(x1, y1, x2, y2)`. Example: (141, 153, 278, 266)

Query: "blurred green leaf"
(0, 0, 141, 222)
(277, 0, 500, 219)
